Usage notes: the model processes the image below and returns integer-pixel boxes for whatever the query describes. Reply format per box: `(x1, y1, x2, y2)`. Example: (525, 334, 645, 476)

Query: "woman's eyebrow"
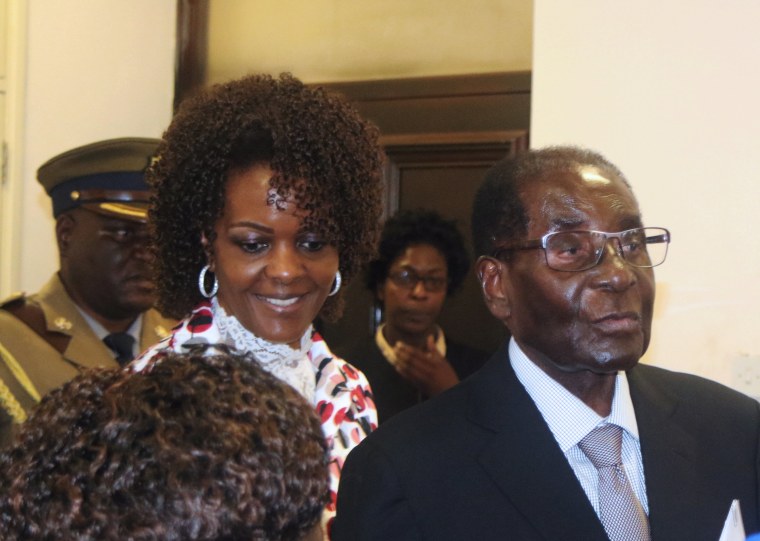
(229, 221, 274, 234)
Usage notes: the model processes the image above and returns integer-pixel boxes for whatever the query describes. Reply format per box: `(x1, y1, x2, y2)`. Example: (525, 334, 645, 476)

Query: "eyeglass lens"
(389, 269, 447, 292)
(545, 227, 669, 271)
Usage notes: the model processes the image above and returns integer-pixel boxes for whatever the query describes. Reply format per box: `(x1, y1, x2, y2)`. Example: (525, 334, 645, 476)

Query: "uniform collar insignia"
(154, 325, 170, 339)
(54, 317, 72, 331)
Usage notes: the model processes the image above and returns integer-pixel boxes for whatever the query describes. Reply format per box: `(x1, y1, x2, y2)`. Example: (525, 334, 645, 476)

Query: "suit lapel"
(467, 345, 609, 541)
(629, 365, 726, 541)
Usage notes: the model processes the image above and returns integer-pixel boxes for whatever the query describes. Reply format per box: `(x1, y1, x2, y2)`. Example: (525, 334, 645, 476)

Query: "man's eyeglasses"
(388, 269, 448, 293)
(492, 227, 670, 272)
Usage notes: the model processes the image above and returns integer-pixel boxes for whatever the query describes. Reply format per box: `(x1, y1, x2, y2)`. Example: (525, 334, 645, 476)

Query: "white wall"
(3, 0, 175, 296)
(532, 1, 760, 390)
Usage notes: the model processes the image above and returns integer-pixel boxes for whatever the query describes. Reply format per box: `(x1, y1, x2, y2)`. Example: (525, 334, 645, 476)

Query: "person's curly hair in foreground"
(0, 349, 330, 541)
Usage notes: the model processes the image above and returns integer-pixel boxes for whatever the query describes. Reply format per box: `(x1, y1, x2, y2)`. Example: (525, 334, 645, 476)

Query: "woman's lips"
(257, 295, 302, 309)
(399, 310, 434, 325)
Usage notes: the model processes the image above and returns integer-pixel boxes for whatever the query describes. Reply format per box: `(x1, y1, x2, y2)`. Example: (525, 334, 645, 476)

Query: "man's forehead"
(576, 164, 617, 185)
(521, 167, 641, 228)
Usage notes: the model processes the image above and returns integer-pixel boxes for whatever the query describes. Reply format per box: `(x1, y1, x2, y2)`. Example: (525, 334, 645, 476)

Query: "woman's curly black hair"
(366, 209, 471, 297)
(0, 351, 329, 541)
(148, 73, 384, 321)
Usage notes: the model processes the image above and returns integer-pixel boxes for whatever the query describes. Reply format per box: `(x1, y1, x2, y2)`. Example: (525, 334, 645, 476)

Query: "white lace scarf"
(212, 297, 316, 403)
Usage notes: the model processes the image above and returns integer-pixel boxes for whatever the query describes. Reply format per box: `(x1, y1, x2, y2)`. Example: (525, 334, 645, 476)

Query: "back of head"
(0, 350, 329, 540)
(367, 209, 470, 296)
(471, 146, 629, 257)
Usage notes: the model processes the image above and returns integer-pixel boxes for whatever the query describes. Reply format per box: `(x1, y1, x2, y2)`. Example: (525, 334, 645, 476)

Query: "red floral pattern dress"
(131, 301, 377, 533)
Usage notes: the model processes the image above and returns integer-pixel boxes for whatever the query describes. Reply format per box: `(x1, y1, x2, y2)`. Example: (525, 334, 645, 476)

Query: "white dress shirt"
(509, 337, 649, 516)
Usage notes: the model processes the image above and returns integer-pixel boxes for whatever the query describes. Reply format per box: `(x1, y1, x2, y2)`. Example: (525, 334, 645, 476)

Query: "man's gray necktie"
(578, 424, 651, 541)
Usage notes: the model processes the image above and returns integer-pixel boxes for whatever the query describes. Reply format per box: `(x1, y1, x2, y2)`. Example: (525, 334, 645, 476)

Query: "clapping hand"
(393, 334, 459, 397)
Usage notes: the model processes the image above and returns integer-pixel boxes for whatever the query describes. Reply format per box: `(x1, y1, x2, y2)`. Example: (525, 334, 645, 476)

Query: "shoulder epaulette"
(0, 296, 71, 355)
(0, 292, 27, 310)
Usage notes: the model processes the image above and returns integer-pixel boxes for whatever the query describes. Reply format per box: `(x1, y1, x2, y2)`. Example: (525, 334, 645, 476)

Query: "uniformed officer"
(0, 138, 175, 447)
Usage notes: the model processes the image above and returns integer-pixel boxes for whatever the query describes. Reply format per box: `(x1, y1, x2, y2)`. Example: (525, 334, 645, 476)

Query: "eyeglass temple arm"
(491, 239, 544, 259)
(645, 232, 670, 244)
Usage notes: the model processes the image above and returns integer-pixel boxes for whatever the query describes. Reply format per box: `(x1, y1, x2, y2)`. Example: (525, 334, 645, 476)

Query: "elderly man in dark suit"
(332, 146, 760, 541)
(0, 138, 175, 447)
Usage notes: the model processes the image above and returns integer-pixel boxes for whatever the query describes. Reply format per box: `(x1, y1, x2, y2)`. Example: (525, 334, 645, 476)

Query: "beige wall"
(1, 0, 176, 296)
(532, 1, 760, 392)
(4, 0, 531, 295)
(207, 0, 533, 84)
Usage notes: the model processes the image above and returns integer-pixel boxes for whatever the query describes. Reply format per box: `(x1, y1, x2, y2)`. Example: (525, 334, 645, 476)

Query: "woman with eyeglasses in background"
(346, 209, 487, 424)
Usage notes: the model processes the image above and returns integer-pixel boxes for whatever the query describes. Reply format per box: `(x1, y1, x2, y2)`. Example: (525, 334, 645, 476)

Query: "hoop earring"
(198, 264, 219, 298)
(328, 270, 342, 297)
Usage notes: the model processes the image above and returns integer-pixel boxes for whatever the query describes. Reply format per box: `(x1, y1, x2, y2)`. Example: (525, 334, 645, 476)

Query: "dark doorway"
(317, 73, 530, 358)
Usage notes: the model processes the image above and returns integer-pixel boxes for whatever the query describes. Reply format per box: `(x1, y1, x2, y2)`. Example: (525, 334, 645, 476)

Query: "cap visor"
(82, 202, 148, 223)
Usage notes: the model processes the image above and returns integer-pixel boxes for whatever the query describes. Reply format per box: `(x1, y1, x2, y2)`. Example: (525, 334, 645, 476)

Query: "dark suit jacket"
(347, 338, 487, 424)
(333, 342, 760, 541)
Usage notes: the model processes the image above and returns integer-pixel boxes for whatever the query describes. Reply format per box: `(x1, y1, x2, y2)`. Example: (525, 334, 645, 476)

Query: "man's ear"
(476, 256, 512, 323)
(55, 213, 76, 256)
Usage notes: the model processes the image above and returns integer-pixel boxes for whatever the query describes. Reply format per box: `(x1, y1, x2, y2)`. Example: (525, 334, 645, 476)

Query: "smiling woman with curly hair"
(148, 73, 383, 323)
(0, 350, 329, 541)
(132, 73, 384, 534)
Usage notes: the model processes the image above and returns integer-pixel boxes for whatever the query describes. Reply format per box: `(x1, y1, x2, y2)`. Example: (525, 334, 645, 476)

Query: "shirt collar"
(509, 337, 640, 453)
(375, 323, 446, 366)
(77, 307, 142, 344)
